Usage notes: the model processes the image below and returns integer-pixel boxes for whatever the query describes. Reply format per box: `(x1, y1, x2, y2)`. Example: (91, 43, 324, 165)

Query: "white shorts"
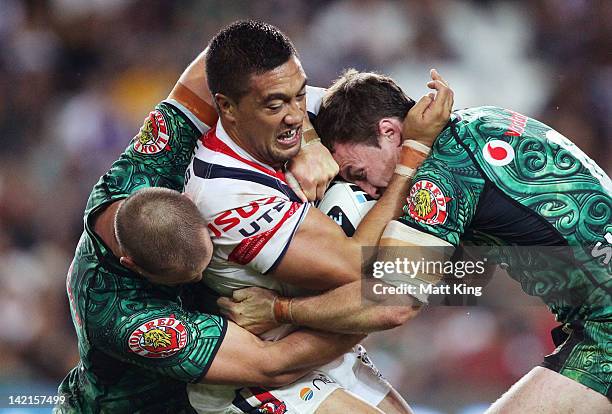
(188, 345, 392, 414)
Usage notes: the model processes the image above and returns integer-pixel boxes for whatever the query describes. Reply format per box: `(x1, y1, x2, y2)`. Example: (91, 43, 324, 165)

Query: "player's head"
(114, 187, 212, 286)
(206, 20, 307, 168)
(316, 70, 416, 198)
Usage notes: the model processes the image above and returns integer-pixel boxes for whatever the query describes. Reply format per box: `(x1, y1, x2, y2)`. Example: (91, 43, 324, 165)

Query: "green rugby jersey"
(399, 106, 611, 323)
(56, 101, 227, 413)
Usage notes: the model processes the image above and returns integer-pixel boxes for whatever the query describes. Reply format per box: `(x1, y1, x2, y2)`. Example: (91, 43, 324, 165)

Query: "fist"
(217, 287, 281, 335)
(402, 69, 454, 146)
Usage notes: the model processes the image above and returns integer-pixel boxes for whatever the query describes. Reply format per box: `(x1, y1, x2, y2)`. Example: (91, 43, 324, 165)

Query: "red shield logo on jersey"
(482, 140, 515, 166)
(133, 110, 171, 155)
(407, 180, 451, 225)
(128, 315, 188, 358)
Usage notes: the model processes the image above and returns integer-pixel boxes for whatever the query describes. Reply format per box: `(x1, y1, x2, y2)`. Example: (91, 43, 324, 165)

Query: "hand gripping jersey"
(55, 100, 227, 414)
(397, 106, 611, 396)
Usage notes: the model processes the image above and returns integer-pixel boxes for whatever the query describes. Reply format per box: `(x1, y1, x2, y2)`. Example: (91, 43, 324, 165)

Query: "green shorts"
(542, 319, 612, 398)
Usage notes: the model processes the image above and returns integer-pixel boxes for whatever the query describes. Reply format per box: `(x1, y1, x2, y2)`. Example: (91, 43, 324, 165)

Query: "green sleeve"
(86, 101, 204, 214)
(88, 280, 227, 383)
(398, 131, 486, 245)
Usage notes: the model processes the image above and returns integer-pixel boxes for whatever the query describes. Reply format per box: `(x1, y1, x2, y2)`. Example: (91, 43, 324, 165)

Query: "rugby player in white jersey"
(183, 21, 453, 414)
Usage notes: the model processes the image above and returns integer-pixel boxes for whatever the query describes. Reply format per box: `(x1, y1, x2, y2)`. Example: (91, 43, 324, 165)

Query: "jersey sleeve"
(397, 135, 485, 246)
(89, 287, 227, 383)
(206, 191, 310, 275)
(85, 100, 207, 214)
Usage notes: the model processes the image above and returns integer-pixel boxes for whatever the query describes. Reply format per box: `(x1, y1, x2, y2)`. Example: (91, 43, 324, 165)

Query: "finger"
(409, 94, 434, 120)
(426, 79, 448, 92)
(329, 161, 340, 178)
(285, 171, 308, 202)
(430, 68, 439, 80)
(302, 185, 317, 202)
(316, 182, 327, 201)
(430, 68, 449, 87)
(232, 289, 250, 302)
(426, 81, 452, 117)
(217, 296, 234, 310)
(427, 78, 453, 113)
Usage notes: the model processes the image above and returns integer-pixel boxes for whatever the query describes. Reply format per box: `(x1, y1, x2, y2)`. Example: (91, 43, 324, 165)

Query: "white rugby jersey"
(184, 87, 324, 339)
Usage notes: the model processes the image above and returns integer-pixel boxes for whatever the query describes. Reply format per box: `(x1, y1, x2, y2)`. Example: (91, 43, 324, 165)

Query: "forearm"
(351, 173, 412, 263)
(288, 280, 420, 333)
(303, 172, 412, 284)
(202, 322, 360, 387)
(167, 49, 218, 127)
(274, 171, 415, 289)
(264, 330, 362, 382)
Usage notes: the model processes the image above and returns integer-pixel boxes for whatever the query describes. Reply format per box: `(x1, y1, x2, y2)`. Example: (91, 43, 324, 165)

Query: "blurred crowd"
(0, 0, 609, 412)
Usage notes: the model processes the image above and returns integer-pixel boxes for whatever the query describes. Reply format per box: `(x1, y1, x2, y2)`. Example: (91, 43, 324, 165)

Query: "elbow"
(255, 353, 302, 388)
(259, 365, 302, 388)
(259, 372, 298, 388)
(378, 305, 420, 330)
(319, 265, 360, 290)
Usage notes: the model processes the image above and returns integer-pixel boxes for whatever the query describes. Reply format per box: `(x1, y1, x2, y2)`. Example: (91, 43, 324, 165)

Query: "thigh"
(315, 389, 383, 414)
(320, 345, 412, 414)
(232, 370, 383, 414)
(485, 366, 611, 414)
(376, 388, 414, 414)
(322, 345, 394, 408)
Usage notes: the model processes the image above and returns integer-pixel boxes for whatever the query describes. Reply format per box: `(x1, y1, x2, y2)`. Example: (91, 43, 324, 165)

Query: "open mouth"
(276, 126, 301, 147)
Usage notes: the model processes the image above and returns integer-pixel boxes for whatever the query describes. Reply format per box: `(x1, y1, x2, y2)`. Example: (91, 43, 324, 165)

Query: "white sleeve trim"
(164, 98, 210, 134)
(382, 220, 453, 247)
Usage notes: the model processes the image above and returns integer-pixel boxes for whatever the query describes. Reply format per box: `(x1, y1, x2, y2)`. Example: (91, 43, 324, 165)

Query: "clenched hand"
(402, 69, 454, 146)
(217, 287, 280, 335)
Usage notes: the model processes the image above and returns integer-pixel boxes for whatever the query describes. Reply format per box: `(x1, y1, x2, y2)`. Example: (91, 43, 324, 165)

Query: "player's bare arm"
(219, 281, 417, 335)
(220, 219, 456, 334)
(203, 322, 362, 387)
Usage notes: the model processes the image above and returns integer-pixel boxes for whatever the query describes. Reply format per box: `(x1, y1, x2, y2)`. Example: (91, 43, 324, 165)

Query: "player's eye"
(267, 102, 283, 111)
(351, 169, 366, 181)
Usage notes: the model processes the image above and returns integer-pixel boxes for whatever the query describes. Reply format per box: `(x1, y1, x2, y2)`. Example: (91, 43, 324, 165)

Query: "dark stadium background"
(0, 1, 609, 413)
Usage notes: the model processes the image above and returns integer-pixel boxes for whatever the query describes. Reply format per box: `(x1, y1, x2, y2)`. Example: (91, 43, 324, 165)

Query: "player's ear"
(377, 118, 402, 146)
(214, 93, 236, 121)
(120, 256, 157, 282)
(120, 256, 139, 272)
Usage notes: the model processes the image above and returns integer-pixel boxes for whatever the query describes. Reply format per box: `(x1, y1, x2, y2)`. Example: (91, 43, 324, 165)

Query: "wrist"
(273, 296, 294, 324)
(301, 128, 321, 148)
(403, 139, 431, 155)
(394, 140, 430, 178)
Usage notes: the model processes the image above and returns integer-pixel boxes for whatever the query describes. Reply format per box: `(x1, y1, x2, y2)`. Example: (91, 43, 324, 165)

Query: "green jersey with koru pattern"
(56, 101, 226, 413)
(399, 106, 611, 396)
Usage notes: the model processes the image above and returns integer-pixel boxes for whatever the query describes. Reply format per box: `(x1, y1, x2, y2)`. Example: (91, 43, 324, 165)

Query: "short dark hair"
(316, 69, 416, 149)
(114, 187, 209, 277)
(206, 20, 298, 103)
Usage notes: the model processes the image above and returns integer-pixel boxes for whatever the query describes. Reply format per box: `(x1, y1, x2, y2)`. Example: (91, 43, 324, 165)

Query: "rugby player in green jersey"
(54, 49, 359, 413)
(220, 70, 611, 413)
